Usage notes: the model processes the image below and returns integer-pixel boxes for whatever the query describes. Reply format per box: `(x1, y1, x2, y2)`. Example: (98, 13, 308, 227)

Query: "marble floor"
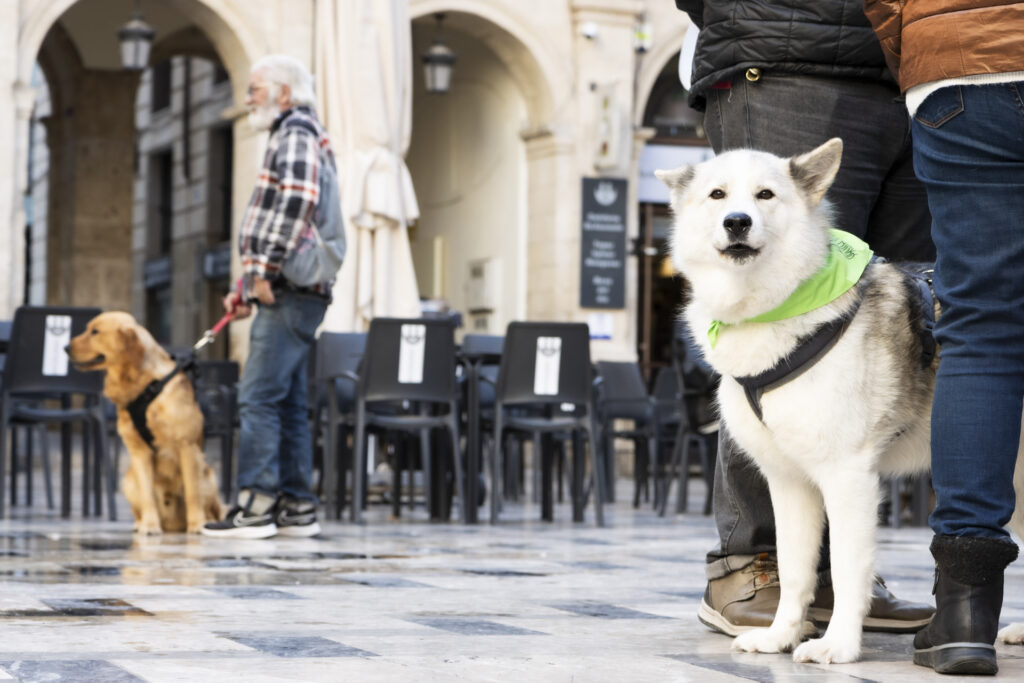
(0, 477, 1022, 683)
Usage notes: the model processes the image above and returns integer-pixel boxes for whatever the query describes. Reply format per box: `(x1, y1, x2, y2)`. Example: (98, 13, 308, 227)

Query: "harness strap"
(733, 299, 862, 421)
(911, 273, 936, 368)
(125, 353, 197, 451)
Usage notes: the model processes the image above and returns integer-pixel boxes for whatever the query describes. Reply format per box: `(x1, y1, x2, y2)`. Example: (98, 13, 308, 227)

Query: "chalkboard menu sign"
(580, 177, 627, 309)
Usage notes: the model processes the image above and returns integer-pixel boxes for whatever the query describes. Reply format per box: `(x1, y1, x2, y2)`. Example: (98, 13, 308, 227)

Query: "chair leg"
(323, 413, 336, 519)
(571, 430, 585, 523)
(420, 428, 433, 517)
(0, 404, 9, 519)
(10, 425, 18, 507)
(490, 412, 503, 524)
(40, 425, 54, 510)
(537, 432, 553, 522)
(93, 418, 103, 517)
(587, 414, 606, 527)
(391, 435, 403, 519)
(660, 421, 686, 517)
(95, 412, 115, 521)
(351, 403, 367, 523)
(449, 402, 467, 524)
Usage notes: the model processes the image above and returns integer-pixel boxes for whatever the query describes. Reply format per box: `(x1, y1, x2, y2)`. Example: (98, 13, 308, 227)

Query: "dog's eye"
(90, 329, 98, 335)
(709, 189, 725, 200)
(757, 189, 774, 200)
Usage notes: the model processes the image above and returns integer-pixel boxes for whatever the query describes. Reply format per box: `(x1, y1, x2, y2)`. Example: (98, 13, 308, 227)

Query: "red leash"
(193, 284, 243, 351)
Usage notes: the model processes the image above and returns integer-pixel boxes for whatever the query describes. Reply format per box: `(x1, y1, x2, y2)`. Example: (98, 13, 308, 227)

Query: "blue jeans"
(701, 73, 935, 578)
(911, 82, 1024, 540)
(236, 288, 328, 503)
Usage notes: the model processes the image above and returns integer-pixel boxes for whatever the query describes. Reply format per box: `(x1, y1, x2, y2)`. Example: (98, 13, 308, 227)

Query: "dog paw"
(135, 520, 162, 536)
(186, 520, 205, 534)
(732, 627, 801, 654)
(998, 622, 1024, 645)
(793, 637, 860, 664)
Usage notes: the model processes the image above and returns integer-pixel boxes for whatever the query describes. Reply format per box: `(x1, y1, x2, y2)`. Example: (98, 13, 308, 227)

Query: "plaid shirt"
(239, 106, 335, 299)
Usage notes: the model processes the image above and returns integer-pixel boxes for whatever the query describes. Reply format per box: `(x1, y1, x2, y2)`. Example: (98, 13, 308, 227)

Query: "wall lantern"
(118, 0, 156, 71)
(422, 13, 456, 94)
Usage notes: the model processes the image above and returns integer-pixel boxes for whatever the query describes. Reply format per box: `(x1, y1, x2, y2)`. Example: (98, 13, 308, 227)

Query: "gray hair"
(251, 54, 316, 107)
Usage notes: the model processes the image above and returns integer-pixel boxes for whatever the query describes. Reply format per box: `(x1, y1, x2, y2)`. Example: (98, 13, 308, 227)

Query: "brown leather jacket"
(863, 1, 1024, 92)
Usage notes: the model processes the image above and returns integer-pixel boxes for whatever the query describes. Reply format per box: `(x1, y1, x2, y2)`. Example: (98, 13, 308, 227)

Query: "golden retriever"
(66, 312, 223, 534)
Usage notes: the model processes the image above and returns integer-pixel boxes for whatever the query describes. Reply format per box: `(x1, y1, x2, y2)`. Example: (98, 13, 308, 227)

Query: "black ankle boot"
(913, 534, 1019, 675)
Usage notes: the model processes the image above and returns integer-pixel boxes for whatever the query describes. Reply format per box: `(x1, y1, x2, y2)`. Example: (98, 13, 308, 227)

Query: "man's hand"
(223, 291, 252, 320)
(252, 276, 276, 306)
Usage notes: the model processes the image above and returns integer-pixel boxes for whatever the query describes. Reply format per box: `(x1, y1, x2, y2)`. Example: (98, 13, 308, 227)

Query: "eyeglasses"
(246, 83, 268, 97)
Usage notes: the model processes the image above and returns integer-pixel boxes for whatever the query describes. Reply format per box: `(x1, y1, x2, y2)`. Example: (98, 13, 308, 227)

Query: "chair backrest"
(3, 306, 104, 396)
(671, 333, 719, 428)
(0, 319, 12, 355)
(194, 360, 240, 431)
(496, 321, 592, 406)
(460, 333, 504, 359)
(360, 318, 457, 403)
(314, 332, 367, 382)
(595, 360, 652, 421)
(651, 365, 679, 403)
(313, 331, 367, 410)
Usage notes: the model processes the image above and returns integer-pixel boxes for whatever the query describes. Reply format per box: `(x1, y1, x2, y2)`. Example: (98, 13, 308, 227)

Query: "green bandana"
(708, 229, 873, 347)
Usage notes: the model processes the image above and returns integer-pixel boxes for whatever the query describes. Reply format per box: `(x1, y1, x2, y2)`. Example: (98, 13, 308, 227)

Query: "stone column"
(570, 0, 644, 360)
(44, 69, 139, 312)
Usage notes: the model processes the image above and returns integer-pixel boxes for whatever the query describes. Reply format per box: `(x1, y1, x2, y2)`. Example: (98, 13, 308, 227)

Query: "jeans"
(911, 82, 1024, 540)
(236, 288, 328, 503)
(701, 73, 934, 579)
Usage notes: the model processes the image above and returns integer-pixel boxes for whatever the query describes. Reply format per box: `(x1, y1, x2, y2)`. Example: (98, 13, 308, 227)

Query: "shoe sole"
(201, 524, 278, 539)
(275, 522, 322, 538)
(699, 598, 819, 638)
(808, 608, 933, 634)
(914, 643, 998, 674)
(698, 598, 748, 636)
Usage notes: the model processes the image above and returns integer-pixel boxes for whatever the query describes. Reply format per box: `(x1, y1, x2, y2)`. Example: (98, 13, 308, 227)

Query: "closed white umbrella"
(315, 0, 421, 331)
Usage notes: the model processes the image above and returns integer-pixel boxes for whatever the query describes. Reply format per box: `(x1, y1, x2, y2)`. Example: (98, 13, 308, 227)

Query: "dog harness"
(733, 263, 936, 422)
(126, 353, 197, 451)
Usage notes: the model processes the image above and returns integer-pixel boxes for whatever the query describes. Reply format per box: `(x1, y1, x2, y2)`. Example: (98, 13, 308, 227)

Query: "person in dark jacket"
(866, 1, 1024, 675)
(675, 0, 936, 638)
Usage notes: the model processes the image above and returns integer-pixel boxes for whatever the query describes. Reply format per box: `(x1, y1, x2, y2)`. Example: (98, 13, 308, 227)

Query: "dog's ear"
(789, 138, 843, 205)
(118, 327, 145, 367)
(655, 166, 695, 195)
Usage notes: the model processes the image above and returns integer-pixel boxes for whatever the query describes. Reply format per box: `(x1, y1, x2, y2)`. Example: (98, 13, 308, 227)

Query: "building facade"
(6, 0, 706, 375)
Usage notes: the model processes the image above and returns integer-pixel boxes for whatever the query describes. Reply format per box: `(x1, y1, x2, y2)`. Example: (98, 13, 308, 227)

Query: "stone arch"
(408, 0, 568, 131)
(19, 0, 259, 104)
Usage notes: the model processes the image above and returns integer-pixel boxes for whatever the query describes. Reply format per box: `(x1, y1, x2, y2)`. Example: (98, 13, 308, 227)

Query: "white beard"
(248, 101, 279, 131)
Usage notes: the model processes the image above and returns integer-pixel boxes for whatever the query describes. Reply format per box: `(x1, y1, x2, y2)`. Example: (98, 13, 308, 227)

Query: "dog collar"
(708, 229, 873, 347)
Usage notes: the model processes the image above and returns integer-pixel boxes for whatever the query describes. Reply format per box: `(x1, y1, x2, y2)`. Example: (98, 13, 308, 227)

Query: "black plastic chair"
(458, 333, 503, 523)
(650, 365, 681, 510)
(594, 361, 657, 508)
(660, 335, 719, 516)
(193, 360, 240, 502)
(491, 322, 606, 526)
(350, 319, 462, 524)
(0, 305, 114, 520)
(314, 331, 366, 520)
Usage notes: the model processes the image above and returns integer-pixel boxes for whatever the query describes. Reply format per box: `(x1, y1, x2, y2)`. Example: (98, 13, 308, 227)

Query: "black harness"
(732, 265, 936, 423)
(126, 353, 197, 451)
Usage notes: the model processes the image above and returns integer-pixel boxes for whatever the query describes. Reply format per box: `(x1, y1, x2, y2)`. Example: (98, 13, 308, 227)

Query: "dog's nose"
(723, 212, 752, 239)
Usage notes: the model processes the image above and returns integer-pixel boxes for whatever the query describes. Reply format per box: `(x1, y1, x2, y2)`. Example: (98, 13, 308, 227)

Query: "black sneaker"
(275, 497, 322, 538)
(202, 489, 278, 539)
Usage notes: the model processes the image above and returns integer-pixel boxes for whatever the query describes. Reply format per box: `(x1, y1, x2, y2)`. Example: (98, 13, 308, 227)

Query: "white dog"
(656, 139, 1023, 664)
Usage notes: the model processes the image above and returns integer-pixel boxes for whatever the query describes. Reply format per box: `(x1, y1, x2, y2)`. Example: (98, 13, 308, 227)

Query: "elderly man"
(203, 55, 341, 539)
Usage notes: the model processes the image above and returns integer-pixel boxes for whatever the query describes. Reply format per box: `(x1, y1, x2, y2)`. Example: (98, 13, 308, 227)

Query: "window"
(151, 60, 172, 112)
(208, 126, 234, 243)
(148, 150, 174, 256)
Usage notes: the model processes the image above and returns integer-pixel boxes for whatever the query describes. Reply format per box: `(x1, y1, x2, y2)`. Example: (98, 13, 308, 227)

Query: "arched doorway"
(406, 4, 568, 333)
(635, 51, 712, 381)
(17, 0, 257, 354)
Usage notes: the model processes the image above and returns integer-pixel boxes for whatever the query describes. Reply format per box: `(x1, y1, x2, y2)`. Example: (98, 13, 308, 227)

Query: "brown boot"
(809, 575, 935, 633)
(697, 553, 817, 637)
